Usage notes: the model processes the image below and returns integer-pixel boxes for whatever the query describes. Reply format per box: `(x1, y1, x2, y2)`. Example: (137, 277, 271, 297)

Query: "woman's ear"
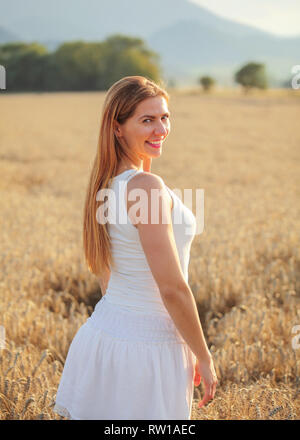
(114, 121, 121, 137)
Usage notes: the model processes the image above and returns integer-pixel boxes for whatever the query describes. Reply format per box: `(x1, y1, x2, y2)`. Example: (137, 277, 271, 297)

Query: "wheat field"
(0, 88, 299, 420)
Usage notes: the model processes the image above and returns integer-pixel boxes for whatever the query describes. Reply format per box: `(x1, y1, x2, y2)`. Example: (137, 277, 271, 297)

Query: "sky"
(189, 0, 300, 37)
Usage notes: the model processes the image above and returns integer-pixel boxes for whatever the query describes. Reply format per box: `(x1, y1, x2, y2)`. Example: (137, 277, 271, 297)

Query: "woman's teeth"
(146, 141, 161, 148)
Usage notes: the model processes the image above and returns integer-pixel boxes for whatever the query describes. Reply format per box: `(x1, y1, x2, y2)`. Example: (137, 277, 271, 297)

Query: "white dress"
(53, 169, 197, 420)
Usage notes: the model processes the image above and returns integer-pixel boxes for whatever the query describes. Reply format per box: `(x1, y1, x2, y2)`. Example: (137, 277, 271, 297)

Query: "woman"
(53, 76, 218, 420)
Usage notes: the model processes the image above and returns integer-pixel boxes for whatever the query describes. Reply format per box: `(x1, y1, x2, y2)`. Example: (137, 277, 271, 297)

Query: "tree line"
(0, 34, 162, 92)
(0, 33, 288, 93)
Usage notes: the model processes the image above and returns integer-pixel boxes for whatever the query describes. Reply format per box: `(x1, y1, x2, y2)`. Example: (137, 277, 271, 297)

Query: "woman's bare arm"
(126, 172, 211, 361)
(126, 172, 218, 407)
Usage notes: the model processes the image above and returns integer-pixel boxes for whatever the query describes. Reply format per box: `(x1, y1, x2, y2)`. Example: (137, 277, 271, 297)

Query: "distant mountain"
(147, 19, 300, 86)
(0, 0, 298, 86)
(0, 0, 278, 42)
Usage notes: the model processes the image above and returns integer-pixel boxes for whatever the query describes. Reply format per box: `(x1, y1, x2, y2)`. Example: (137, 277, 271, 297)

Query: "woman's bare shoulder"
(127, 171, 165, 191)
(126, 172, 173, 222)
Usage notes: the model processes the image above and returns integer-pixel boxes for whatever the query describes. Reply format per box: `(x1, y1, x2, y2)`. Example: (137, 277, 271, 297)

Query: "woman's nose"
(154, 121, 169, 137)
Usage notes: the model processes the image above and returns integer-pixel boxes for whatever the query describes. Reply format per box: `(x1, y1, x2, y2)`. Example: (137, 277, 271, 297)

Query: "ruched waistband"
(85, 296, 185, 344)
(103, 291, 170, 316)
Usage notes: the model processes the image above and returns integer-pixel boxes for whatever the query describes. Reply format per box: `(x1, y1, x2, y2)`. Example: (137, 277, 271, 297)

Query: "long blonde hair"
(82, 76, 169, 277)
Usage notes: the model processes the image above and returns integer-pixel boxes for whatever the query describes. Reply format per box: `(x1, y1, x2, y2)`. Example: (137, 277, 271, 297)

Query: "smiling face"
(114, 95, 170, 161)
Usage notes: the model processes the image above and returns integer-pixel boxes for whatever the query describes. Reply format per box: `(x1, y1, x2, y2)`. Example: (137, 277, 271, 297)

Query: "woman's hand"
(142, 157, 152, 172)
(194, 355, 218, 408)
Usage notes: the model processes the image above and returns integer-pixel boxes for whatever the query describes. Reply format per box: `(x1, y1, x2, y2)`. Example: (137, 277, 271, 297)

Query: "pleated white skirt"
(53, 295, 196, 420)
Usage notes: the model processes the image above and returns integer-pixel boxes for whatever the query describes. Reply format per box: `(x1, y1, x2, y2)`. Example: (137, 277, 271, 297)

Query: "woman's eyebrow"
(139, 112, 170, 120)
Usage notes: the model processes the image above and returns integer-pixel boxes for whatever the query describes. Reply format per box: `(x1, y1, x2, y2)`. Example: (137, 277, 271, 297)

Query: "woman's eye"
(143, 116, 169, 123)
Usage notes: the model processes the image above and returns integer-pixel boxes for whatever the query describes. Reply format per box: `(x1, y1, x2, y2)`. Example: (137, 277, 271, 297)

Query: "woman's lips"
(146, 141, 161, 149)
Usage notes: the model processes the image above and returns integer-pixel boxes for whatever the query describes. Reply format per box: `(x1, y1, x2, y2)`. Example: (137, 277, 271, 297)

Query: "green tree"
(198, 75, 215, 92)
(234, 62, 268, 93)
(0, 35, 163, 92)
(99, 34, 162, 89)
(0, 42, 49, 91)
(47, 41, 106, 91)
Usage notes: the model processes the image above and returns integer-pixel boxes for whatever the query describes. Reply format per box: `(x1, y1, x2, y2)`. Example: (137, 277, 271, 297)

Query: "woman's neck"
(115, 160, 143, 175)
